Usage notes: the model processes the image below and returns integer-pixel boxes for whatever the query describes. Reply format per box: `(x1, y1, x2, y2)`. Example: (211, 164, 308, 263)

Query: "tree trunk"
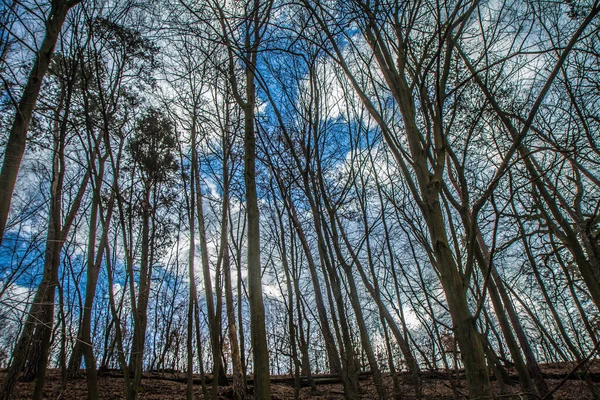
(0, 0, 76, 246)
(128, 187, 152, 400)
(77, 149, 114, 400)
(221, 136, 247, 400)
(194, 157, 228, 394)
(243, 86, 271, 400)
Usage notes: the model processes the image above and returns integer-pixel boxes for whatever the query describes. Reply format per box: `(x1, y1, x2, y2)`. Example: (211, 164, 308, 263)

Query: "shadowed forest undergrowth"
(3, 362, 600, 399)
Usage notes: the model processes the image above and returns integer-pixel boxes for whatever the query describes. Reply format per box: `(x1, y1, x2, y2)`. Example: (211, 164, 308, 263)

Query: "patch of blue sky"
(0, 229, 45, 289)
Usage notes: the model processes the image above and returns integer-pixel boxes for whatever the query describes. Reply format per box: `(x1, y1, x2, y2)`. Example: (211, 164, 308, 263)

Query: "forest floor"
(2, 361, 599, 399)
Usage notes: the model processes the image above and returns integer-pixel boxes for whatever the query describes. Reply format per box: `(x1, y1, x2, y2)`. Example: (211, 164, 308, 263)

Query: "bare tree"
(0, 0, 82, 247)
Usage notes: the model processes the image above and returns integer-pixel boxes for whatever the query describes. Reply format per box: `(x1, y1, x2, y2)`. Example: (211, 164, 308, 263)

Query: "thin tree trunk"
(127, 183, 153, 400)
(104, 242, 133, 400)
(221, 135, 246, 400)
(194, 157, 227, 394)
(184, 126, 198, 400)
(271, 184, 302, 400)
(268, 157, 342, 375)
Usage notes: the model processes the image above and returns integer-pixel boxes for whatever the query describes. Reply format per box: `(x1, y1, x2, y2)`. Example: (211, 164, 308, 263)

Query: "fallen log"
(95, 370, 372, 387)
(94, 367, 600, 387)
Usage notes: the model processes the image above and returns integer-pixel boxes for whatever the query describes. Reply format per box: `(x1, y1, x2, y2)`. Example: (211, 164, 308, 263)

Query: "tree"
(1, 41, 95, 400)
(0, 0, 82, 247)
(124, 107, 179, 399)
(211, 0, 274, 397)
(66, 15, 159, 399)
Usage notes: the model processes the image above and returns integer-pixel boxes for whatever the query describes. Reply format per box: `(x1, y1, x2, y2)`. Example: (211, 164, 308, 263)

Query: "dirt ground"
(1, 362, 598, 399)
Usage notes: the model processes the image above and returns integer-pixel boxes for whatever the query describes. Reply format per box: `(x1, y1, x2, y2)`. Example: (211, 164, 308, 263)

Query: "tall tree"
(125, 107, 179, 399)
(1, 47, 95, 400)
(0, 0, 82, 247)
(212, 0, 274, 397)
